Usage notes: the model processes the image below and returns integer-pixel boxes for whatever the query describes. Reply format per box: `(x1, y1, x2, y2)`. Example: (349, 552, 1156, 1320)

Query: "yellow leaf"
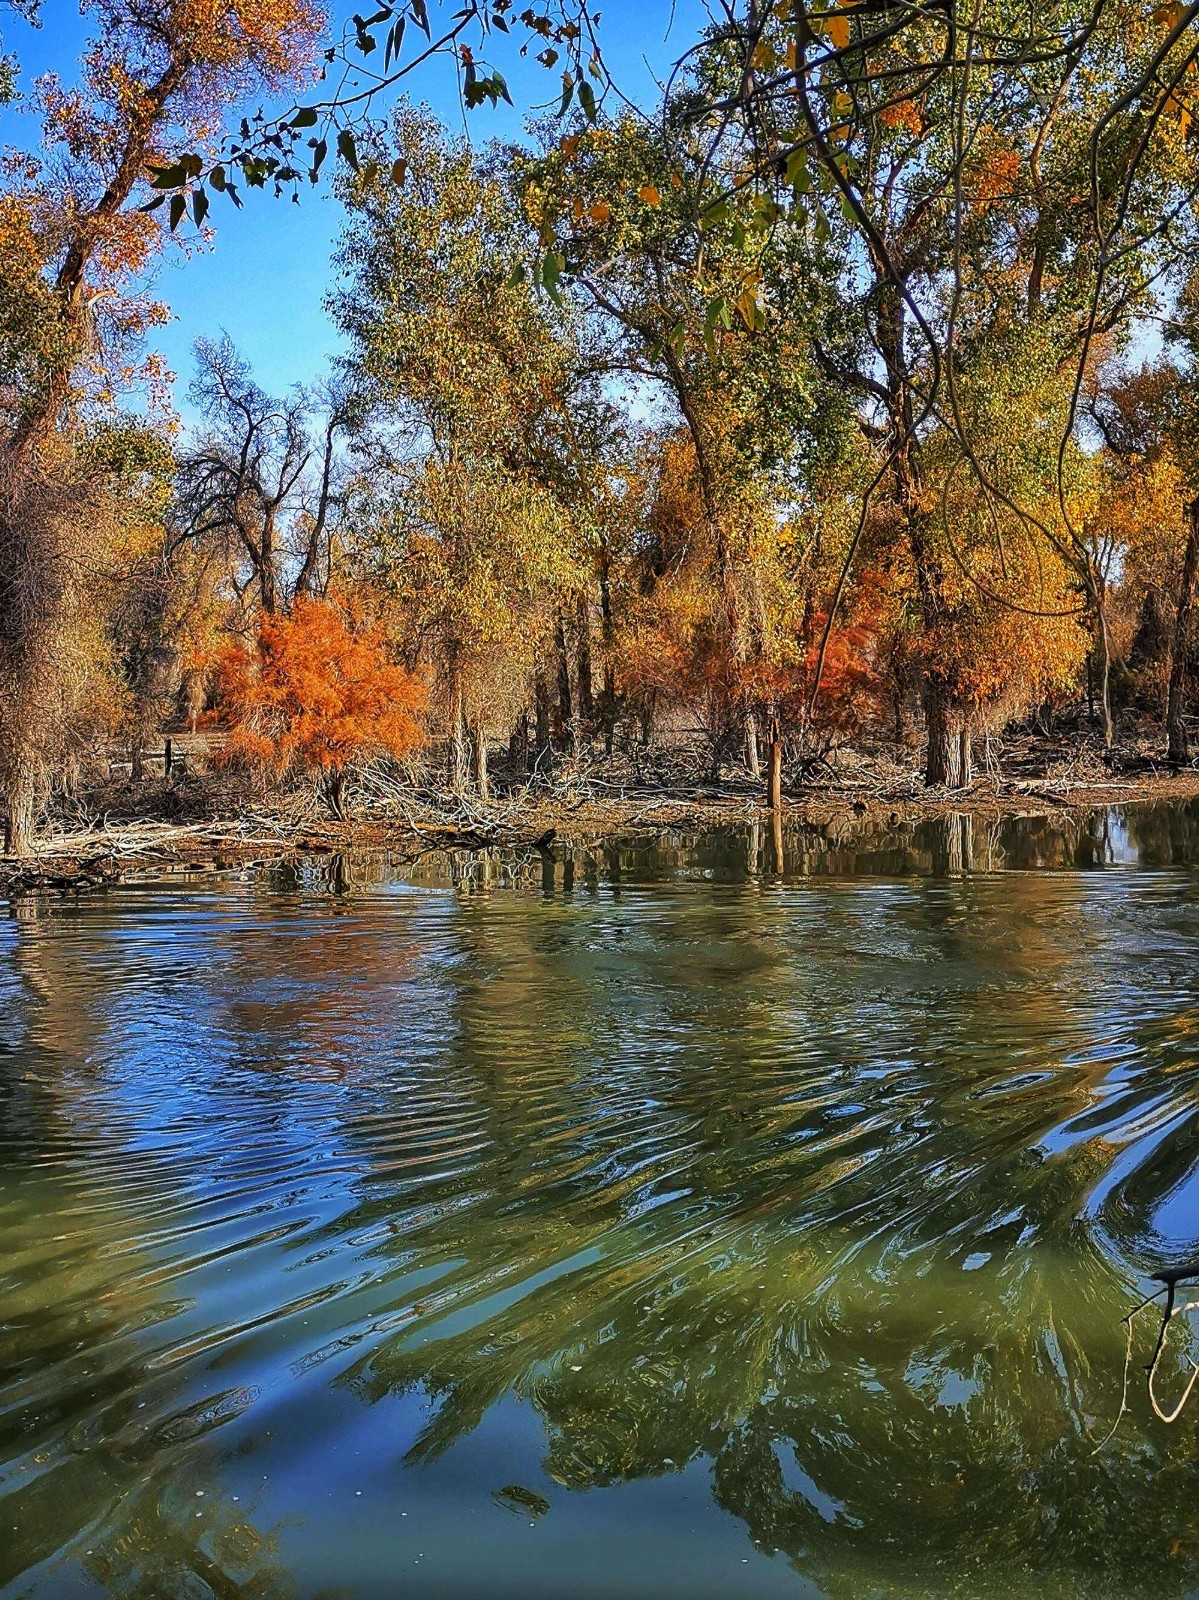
(572, 196, 584, 222)
(827, 14, 849, 49)
(639, 184, 661, 207)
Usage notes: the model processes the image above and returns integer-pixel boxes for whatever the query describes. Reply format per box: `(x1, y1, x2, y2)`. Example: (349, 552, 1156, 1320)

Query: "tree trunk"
(924, 681, 953, 786)
(575, 592, 594, 731)
(766, 716, 783, 811)
(639, 693, 655, 748)
(554, 616, 573, 752)
(449, 673, 469, 793)
(508, 710, 529, 769)
(470, 720, 490, 801)
(3, 749, 36, 856)
(534, 674, 552, 764)
(599, 551, 617, 755)
(1095, 602, 1114, 751)
(1166, 498, 1199, 766)
(957, 723, 973, 788)
(323, 769, 346, 819)
(745, 713, 761, 779)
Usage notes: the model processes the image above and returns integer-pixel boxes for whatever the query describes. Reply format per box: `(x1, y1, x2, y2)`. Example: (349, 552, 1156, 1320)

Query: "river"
(3, 802, 1199, 1598)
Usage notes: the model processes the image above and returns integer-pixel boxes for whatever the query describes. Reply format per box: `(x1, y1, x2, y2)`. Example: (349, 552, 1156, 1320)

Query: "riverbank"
(7, 744, 1199, 896)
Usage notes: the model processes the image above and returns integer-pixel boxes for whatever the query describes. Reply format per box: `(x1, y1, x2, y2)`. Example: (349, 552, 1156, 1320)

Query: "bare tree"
(173, 337, 348, 616)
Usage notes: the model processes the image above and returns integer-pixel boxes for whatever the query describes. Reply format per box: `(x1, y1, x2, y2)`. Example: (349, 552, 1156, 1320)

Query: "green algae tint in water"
(5, 806, 1199, 1598)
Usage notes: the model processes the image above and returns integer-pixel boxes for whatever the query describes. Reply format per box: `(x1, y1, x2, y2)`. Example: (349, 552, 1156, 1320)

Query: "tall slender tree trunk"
(958, 722, 973, 789)
(639, 692, 655, 748)
(1167, 497, 1199, 766)
(1094, 600, 1114, 751)
(470, 719, 489, 800)
(599, 550, 617, 755)
(924, 681, 953, 787)
(534, 672, 552, 763)
(745, 714, 761, 779)
(575, 592, 594, 732)
(554, 615, 573, 752)
(449, 671, 469, 793)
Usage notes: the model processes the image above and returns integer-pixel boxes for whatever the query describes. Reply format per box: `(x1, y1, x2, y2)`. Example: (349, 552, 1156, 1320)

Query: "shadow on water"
(4, 802, 1199, 1597)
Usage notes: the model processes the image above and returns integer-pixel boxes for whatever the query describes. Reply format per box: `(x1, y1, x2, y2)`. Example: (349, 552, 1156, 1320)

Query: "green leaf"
(337, 129, 360, 171)
(149, 164, 187, 189)
(541, 248, 564, 301)
(139, 194, 166, 213)
(168, 192, 186, 231)
(312, 138, 328, 176)
(291, 105, 318, 128)
(210, 165, 227, 192)
(384, 15, 406, 66)
(578, 80, 596, 121)
(193, 187, 209, 226)
(557, 74, 574, 116)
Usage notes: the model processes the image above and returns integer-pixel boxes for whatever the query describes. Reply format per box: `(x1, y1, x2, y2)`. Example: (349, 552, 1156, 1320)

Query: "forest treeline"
(6, 0, 1199, 847)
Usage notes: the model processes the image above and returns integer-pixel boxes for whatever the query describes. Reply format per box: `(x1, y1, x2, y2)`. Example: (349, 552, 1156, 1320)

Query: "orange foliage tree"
(217, 596, 425, 816)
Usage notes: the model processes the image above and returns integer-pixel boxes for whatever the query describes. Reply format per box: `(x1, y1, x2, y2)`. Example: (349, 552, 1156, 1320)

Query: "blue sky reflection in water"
(5, 805, 1199, 1598)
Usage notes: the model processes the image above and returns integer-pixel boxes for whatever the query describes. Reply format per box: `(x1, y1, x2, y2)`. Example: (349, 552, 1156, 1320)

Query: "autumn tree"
(217, 593, 424, 815)
(1090, 359, 1199, 763)
(333, 107, 587, 794)
(525, 111, 852, 792)
(0, 0, 325, 851)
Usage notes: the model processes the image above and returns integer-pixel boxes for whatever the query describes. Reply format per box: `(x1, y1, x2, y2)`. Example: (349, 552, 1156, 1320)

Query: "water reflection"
(284, 798, 1199, 893)
(3, 805, 1199, 1597)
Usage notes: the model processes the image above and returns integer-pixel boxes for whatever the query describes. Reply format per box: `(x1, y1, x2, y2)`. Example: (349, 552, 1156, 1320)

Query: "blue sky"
(3, 1, 702, 416)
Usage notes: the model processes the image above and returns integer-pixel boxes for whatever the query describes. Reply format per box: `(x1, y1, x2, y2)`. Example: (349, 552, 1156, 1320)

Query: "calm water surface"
(5, 803, 1199, 1598)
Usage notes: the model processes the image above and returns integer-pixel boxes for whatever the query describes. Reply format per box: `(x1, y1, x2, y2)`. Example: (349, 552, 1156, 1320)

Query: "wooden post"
(766, 714, 783, 811)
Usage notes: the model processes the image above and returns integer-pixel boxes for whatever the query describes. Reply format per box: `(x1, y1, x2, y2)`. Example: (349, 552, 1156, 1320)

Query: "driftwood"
(1094, 1264, 1199, 1450)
